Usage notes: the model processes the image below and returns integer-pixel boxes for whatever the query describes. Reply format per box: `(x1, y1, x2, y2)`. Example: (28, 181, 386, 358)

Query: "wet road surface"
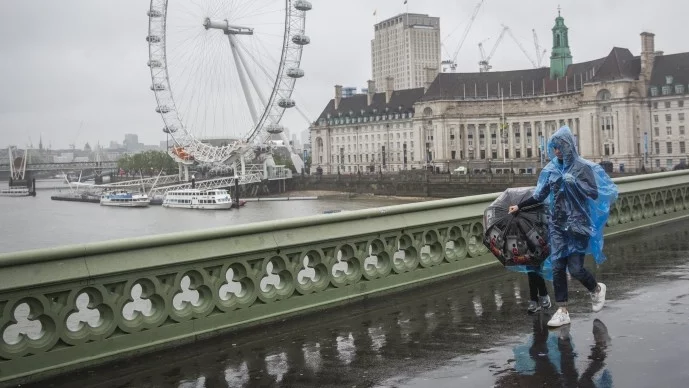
(25, 222, 689, 388)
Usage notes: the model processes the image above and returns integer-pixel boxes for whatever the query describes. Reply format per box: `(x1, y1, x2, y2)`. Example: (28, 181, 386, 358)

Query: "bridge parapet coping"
(1, 170, 689, 384)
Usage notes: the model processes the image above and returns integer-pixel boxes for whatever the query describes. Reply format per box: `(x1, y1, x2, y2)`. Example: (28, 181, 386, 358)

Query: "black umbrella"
(483, 188, 550, 267)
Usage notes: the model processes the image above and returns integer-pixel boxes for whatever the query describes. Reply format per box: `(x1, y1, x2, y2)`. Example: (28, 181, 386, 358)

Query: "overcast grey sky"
(0, 0, 685, 150)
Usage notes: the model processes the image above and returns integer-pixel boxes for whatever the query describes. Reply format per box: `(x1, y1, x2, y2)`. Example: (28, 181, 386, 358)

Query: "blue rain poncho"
(531, 126, 618, 267)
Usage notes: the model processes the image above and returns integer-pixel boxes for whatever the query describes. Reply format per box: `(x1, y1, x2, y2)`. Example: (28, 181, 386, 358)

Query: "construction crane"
(478, 25, 508, 72)
(479, 25, 540, 72)
(532, 29, 548, 67)
(442, 0, 485, 72)
(505, 26, 538, 68)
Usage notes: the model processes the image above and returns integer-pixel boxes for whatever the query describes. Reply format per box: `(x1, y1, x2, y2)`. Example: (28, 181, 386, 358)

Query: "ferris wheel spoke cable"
(240, 39, 314, 125)
(232, 1, 280, 21)
(181, 39, 211, 138)
(168, 30, 212, 135)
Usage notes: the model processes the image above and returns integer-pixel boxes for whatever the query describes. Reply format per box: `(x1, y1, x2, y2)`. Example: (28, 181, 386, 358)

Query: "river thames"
(0, 180, 420, 254)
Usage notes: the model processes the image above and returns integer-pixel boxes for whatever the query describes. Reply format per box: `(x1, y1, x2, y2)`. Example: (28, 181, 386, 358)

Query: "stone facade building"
(311, 12, 689, 175)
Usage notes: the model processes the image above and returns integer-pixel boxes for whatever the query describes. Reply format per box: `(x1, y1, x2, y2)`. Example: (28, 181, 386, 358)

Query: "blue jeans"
(552, 253, 598, 303)
(527, 266, 548, 301)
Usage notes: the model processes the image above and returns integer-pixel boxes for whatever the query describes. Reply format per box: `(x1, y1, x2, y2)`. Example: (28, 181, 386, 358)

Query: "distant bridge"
(0, 161, 118, 172)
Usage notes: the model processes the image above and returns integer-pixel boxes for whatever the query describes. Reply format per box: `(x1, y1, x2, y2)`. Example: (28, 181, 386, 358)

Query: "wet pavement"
(25, 222, 689, 388)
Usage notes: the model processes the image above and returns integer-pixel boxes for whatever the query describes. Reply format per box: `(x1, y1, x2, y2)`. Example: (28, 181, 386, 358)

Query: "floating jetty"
(243, 196, 318, 202)
(51, 195, 100, 204)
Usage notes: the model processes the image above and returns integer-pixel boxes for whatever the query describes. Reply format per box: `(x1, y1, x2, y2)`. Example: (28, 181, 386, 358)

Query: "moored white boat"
(162, 188, 233, 210)
(0, 186, 31, 197)
(100, 190, 150, 208)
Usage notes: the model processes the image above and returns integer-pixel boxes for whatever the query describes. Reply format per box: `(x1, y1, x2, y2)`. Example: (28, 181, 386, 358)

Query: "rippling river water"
(0, 179, 419, 254)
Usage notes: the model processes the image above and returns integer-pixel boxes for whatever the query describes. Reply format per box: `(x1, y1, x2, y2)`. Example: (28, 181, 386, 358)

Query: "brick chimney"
(385, 76, 394, 104)
(334, 85, 342, 110)
(640, 32, 656, 82)
(367, 80, 375, 106)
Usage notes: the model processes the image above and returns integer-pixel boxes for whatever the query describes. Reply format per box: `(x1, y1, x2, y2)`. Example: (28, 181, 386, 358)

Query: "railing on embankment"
(2, 170, 689, 384)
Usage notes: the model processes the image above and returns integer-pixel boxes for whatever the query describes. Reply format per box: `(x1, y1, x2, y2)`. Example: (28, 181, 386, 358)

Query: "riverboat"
(162, 189, 233, 210)
(100, 190, 151, 208)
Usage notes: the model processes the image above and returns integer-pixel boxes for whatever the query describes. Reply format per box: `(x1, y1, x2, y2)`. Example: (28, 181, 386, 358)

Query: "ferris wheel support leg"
(228, 34, 259, 125)
(241, 154, 246, 176)
(233, 39, 268, 105)
(178, 163, 183, 181)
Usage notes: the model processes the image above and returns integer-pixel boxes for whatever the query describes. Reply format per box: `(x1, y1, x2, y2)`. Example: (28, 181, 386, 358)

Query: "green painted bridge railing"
(2, 170, 689, 384)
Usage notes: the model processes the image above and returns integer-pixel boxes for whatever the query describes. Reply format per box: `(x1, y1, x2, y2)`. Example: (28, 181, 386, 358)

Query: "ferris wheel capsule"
(291, 34, 310, 45)
(155, 105, 171, 114)
(294, 1, 312, 11)
(287, 68, 304, 78)
(147, 9, 162, 17)
(278, 98, 296, 109)
(147, 60, 162, 68)
(163, 125, 178, 134)
(266, 124, 285, 134)
(146, 35, 161, 43)
(150, 83, 166, 91)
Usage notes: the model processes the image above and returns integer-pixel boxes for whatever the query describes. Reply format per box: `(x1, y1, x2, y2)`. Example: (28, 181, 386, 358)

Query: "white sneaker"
(591, 283, 607, 312)
(539, 295, 552, 310)
(547, 307, 571, 327)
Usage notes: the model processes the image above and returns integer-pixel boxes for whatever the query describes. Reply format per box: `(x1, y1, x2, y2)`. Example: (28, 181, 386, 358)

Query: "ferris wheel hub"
(203, 18, 254, 35)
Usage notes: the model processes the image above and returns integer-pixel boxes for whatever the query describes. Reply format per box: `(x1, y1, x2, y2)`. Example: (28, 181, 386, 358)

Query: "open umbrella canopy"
(483, 188, 550, 267)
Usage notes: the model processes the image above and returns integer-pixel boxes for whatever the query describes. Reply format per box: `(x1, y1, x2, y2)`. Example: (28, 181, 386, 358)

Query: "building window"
(680, 141, 686, 154)
(655, 142, 660, 154)
(666, 114, 672, 122)
(666, 76, 674, 84)
(656, 159, 661, 168)
(665, 101, 672, 108)
(679, 113, 685, 121)
(650, 87, 658, 96)
(662, 86, 672, 95)
(680, 126, 686, 135)
(667, 159, 674, 168)
(667, 142, 673, 154)
(654, 127, 660, 136)
(679, 101, 685, 108)
(676, 84, 685, 94)
(654, 115, 659, 123)
(653, 102, 659, 109)
(667, 126, 672, 135)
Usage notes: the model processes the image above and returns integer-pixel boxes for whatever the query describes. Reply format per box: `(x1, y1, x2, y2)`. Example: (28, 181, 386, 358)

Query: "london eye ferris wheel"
(146, 0, 311, 170)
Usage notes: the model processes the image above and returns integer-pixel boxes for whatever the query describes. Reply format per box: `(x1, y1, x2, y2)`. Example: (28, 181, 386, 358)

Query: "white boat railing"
(148, 173, 263, 197)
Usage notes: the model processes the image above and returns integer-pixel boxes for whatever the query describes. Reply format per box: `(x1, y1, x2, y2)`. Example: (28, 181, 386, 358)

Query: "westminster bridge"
(1, 170, 689, 387)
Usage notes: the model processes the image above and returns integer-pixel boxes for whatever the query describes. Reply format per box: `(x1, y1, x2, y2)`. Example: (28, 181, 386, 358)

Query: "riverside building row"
(310, 12, 689, 174)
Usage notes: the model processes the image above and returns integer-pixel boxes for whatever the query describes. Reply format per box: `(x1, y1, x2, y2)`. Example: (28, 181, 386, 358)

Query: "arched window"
(597, 89, 612, 101)
(555, 34, 561, 47)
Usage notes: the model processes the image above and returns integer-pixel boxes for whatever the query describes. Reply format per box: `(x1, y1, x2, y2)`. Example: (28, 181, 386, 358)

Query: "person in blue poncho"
(509, 125, 618, 327)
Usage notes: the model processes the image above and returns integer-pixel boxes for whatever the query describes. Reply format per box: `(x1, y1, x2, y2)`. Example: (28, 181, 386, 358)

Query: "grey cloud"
(0, 0, 685, 149)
